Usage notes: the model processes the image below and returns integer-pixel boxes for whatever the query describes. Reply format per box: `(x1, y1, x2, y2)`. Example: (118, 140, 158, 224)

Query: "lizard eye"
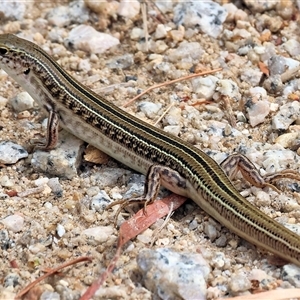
(0, 47, 7, 55)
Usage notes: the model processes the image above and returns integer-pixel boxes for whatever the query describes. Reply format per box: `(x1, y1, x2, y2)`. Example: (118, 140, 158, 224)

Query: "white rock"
(34, 177, 49, 186)
(240, 68, 263, 86)
(262, 149, 297, 173)
(29, 243, 46, 254)
(173, 0, 227, 38)
(248, 269, 269, 282)
(137, 248, 210, 300)
(91, 190, 112, 212)
(106, 54, 134, 69)
(232, 28, 252, 39)
(65, 25, 119, 54)
(154, 24, 168, 39)
(47, 0, 89, 27)
(164, 125, 181, 136)
(280, 195, 299, 213)
(282, 264, 300, 288)
(191, 76, 218, 99)
(31, 131, 84, 179)
(253, 190, 271, 207)
(117, 0, 140, 18)
(284, 39, 300, 56)
(164, 106, 182, 126)
(1, 215, 24, 232)
(249, 87, 267, 98)
(138, 101, 162, 119)
(44, 202, 53, 209)
(47, 178, 63, 198)
(167, 41, 203, 63)
(216, 79, 241, 100)
(40, 291, 60, 300)
(211, 252, 226, 269)
(204, 222, 218, 242)
(86, 186, 101, 197)
(284, 223, 300, 236)
(56, 224, 66, 238)
(4, 273, 21, 288)
(47, 5, 70, 27)
(272, 101, 300, 130)
(224, 3, 238, 22)
(247, 100, 270, 127)
(155, 1, 173, 13)
(0, 141, 28, 164)
(229, 271, 252, 293)
(0, 1, 27, 20)
(78, 59, 91, 72)
(243, 0, 276, 13)
(82, 226, 114, 245)
(0, 175, 14, 188)
(269, 55, 300, 76)
(9, 92, 34, 112)
(130, 27, 144, 40)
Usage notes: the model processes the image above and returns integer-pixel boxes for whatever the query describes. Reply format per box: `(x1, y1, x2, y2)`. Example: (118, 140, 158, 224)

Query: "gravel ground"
(0, 1, 300, 299)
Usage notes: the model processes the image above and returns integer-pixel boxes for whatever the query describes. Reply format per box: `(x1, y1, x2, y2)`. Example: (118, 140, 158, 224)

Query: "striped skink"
(0, 33, 300, 267)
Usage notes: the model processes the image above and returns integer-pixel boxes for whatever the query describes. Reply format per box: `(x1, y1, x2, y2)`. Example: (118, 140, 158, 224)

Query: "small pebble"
(0, 141, 28, 164)
(284, 39, 300, 56)
(268, 55, 300, 76)
(215, 235, 227, 247)
(117, 0, 140, 19)
(34, 177, 49, 186)
(211, 252, 226, 269)
(137, 248, 210, 300)
(243, 0, 276, 13)
(229, 271, 252, 293)
(204, 222, 218, 242)
(167, 41, 203, 64)
(84, 0, 118, 15)
(106, 54, 134, 69)
(29, 243, 46, 254)
(0, 1, 27, 20)
(47, 1, 89, 27)
(154, 24, 168, 40)
(138, 101, 162, 119)
(91, 168, 128, 188)
(173, 0, 227, 38)
(246, 100, 270, 127)
(1, 215, 24, 233)
(263, 74, 283, 94)
(282, 264, 300, 288)
(191, 75, 218, 99)
(65, 25, 119, 54)
(163, 125, 181, 137)
(82, 226, 114, 246)
(56, 224, 66, 238)
(91, 190, 112, 212)
(4, 273, 20, 288)
(275, 132, 299, 148)
(31, 131, 84, 179)
(86, 186, 101, 197)
(216, 79, 241, 100)
(130, 27, 144, 40)
(272, 101, 300, 130)
(47, 178, 63, 198)
(40, 291, 61, 300)
(0, 175, 14, 187)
